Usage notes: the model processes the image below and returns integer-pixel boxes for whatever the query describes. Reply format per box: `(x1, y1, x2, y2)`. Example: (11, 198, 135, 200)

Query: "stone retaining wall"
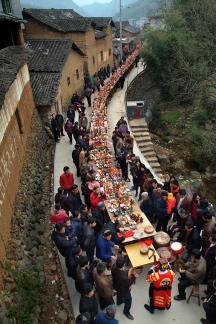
(0, 110, 73, 323)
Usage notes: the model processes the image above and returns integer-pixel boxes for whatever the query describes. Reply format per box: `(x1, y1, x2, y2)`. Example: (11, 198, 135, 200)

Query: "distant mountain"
(21, 0, 86, 16)
(82, 0, 136, 17)
(114, 0, 158, 20)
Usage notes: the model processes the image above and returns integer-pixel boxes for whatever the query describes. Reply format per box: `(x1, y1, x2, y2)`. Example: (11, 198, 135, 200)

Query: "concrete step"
(131, 131, 149, 137)
(142, 151, 157, 158)
(146, 156, 159, 163)
(149, 161, 161, 168)
(138, 142, 154, 149)
(136, 136, 151, 143)
(129, 120, 148, 128)
(140, 146, 155, 152)
(131, 126, 148, 132)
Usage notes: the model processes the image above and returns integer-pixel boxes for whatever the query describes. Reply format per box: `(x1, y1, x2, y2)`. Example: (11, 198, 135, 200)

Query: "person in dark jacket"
(117, 146, 129, 181)
(131, 160, 142, 198)
(119, 75, 125, 89)
(93, 202, 110, 237)
(68, 184, 84, 211)
(201, 280, 216, 324)
(81, 180, 92, 210)
(67, 106, 75, 123)
(55, 187, 64, 210)
(83, 217, 97, 264)
(140, 192, 154, 222)
(111, 257, 135, 320)
(67, 245, 82, 279)
(55, 112, 64, 136)
(65, 119, 73, 143)
(51, 223, 77, 259)
(106, 64, 111, 78)
(64, 217, 76, 240)
(156, 191, 169, 232)
(72, 144, 81, 177)
(84, 86, 92, 107)
(73, 122, 80, 142)
(205, 233, 216, 294)
(103, 217, 124, 245)
(96, 230, 116, 263)
(51, 114, 60, 142)
(179, 219, 202, 262)
(75, 256, 92, 293)
(79, 283, 98, 323)
(95, 305, 118, 324)
(72, 210, 84, 247)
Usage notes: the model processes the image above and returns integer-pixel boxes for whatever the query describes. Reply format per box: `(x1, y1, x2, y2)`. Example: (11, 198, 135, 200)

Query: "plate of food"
(144, 225, 154, 234)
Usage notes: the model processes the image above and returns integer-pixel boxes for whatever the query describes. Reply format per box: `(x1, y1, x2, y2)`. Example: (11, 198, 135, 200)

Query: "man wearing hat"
(145, 258, 175, 314)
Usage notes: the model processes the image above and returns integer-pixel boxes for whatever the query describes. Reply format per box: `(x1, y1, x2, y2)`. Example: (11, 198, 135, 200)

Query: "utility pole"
(119, 0, 123, 62)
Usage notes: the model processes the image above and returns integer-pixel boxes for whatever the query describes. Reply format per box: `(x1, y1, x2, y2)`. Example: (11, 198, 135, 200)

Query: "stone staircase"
(129, 118, 163, 179)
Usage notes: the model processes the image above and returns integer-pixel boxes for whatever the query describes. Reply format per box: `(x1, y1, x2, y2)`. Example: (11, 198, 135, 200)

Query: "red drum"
(170, 242, 184, 255)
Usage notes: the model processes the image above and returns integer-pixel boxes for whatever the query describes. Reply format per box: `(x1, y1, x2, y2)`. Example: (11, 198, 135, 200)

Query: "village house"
(23, 9, 114, 77)
(88, 17, 114, 71)
(25, 38, 85, 115)
(114, 21, 141, 45)
(0, 1, 35, 259)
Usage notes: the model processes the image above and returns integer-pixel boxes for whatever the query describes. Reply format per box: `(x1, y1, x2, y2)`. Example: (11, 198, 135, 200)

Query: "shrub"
(7, 270, 42, 324)
(162, 111, 181, 124)
(191, 107, 208, 127)
(187, 126, 216, 171)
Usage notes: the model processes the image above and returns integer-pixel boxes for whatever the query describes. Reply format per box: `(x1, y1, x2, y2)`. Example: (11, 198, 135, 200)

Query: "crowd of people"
(111, 117, 216, 322)
(50, 51, 216, 324)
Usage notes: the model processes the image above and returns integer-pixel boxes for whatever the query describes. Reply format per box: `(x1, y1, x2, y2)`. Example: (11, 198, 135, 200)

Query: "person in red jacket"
(167, 193, 176, 217)
(59, 166, 74, 195)
(50, 209, 69, 223)
(90, 186, 106, 212)
(145, 258, 175, 314)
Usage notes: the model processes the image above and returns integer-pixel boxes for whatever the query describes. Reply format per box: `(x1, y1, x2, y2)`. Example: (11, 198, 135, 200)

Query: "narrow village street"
(54, 65, 204, 323)
(1, 1, 215, 323)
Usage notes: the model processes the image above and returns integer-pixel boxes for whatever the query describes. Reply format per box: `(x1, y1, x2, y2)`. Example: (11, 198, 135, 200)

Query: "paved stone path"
(54, 65, 204, 323)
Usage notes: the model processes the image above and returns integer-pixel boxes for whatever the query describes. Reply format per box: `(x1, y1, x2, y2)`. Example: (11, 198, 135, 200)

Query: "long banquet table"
(89, 48, 158, 267)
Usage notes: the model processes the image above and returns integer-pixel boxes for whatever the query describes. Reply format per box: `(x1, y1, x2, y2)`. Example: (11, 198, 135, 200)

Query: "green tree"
(142, 0, 216, 105)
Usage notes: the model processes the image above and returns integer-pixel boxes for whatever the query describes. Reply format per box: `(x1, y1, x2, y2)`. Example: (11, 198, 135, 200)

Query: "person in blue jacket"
(95, 305, 119, 324)
(96, 230, 118, 262)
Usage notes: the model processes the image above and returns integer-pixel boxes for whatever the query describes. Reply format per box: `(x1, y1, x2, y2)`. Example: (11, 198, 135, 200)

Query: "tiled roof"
(0, 12, 24, 23)
(30, 72, 60, 106)
(122, 25, 140, 34)
(0, 46, 29, 107)
(23, 8, 91, 32)
(25, 39, 72, 72)
(95, 30, 107, 39)
(88, 17, 115, 29)
(114, 21, 130, 29)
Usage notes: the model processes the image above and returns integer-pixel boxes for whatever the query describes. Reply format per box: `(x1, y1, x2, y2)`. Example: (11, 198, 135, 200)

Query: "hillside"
(82, 0, 136, 17)
(114, 0, 158, 19)
(21, 0, 86, 15)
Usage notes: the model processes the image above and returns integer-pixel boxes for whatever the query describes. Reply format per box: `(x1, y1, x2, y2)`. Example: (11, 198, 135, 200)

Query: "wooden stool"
(186, 284, 201, 305)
